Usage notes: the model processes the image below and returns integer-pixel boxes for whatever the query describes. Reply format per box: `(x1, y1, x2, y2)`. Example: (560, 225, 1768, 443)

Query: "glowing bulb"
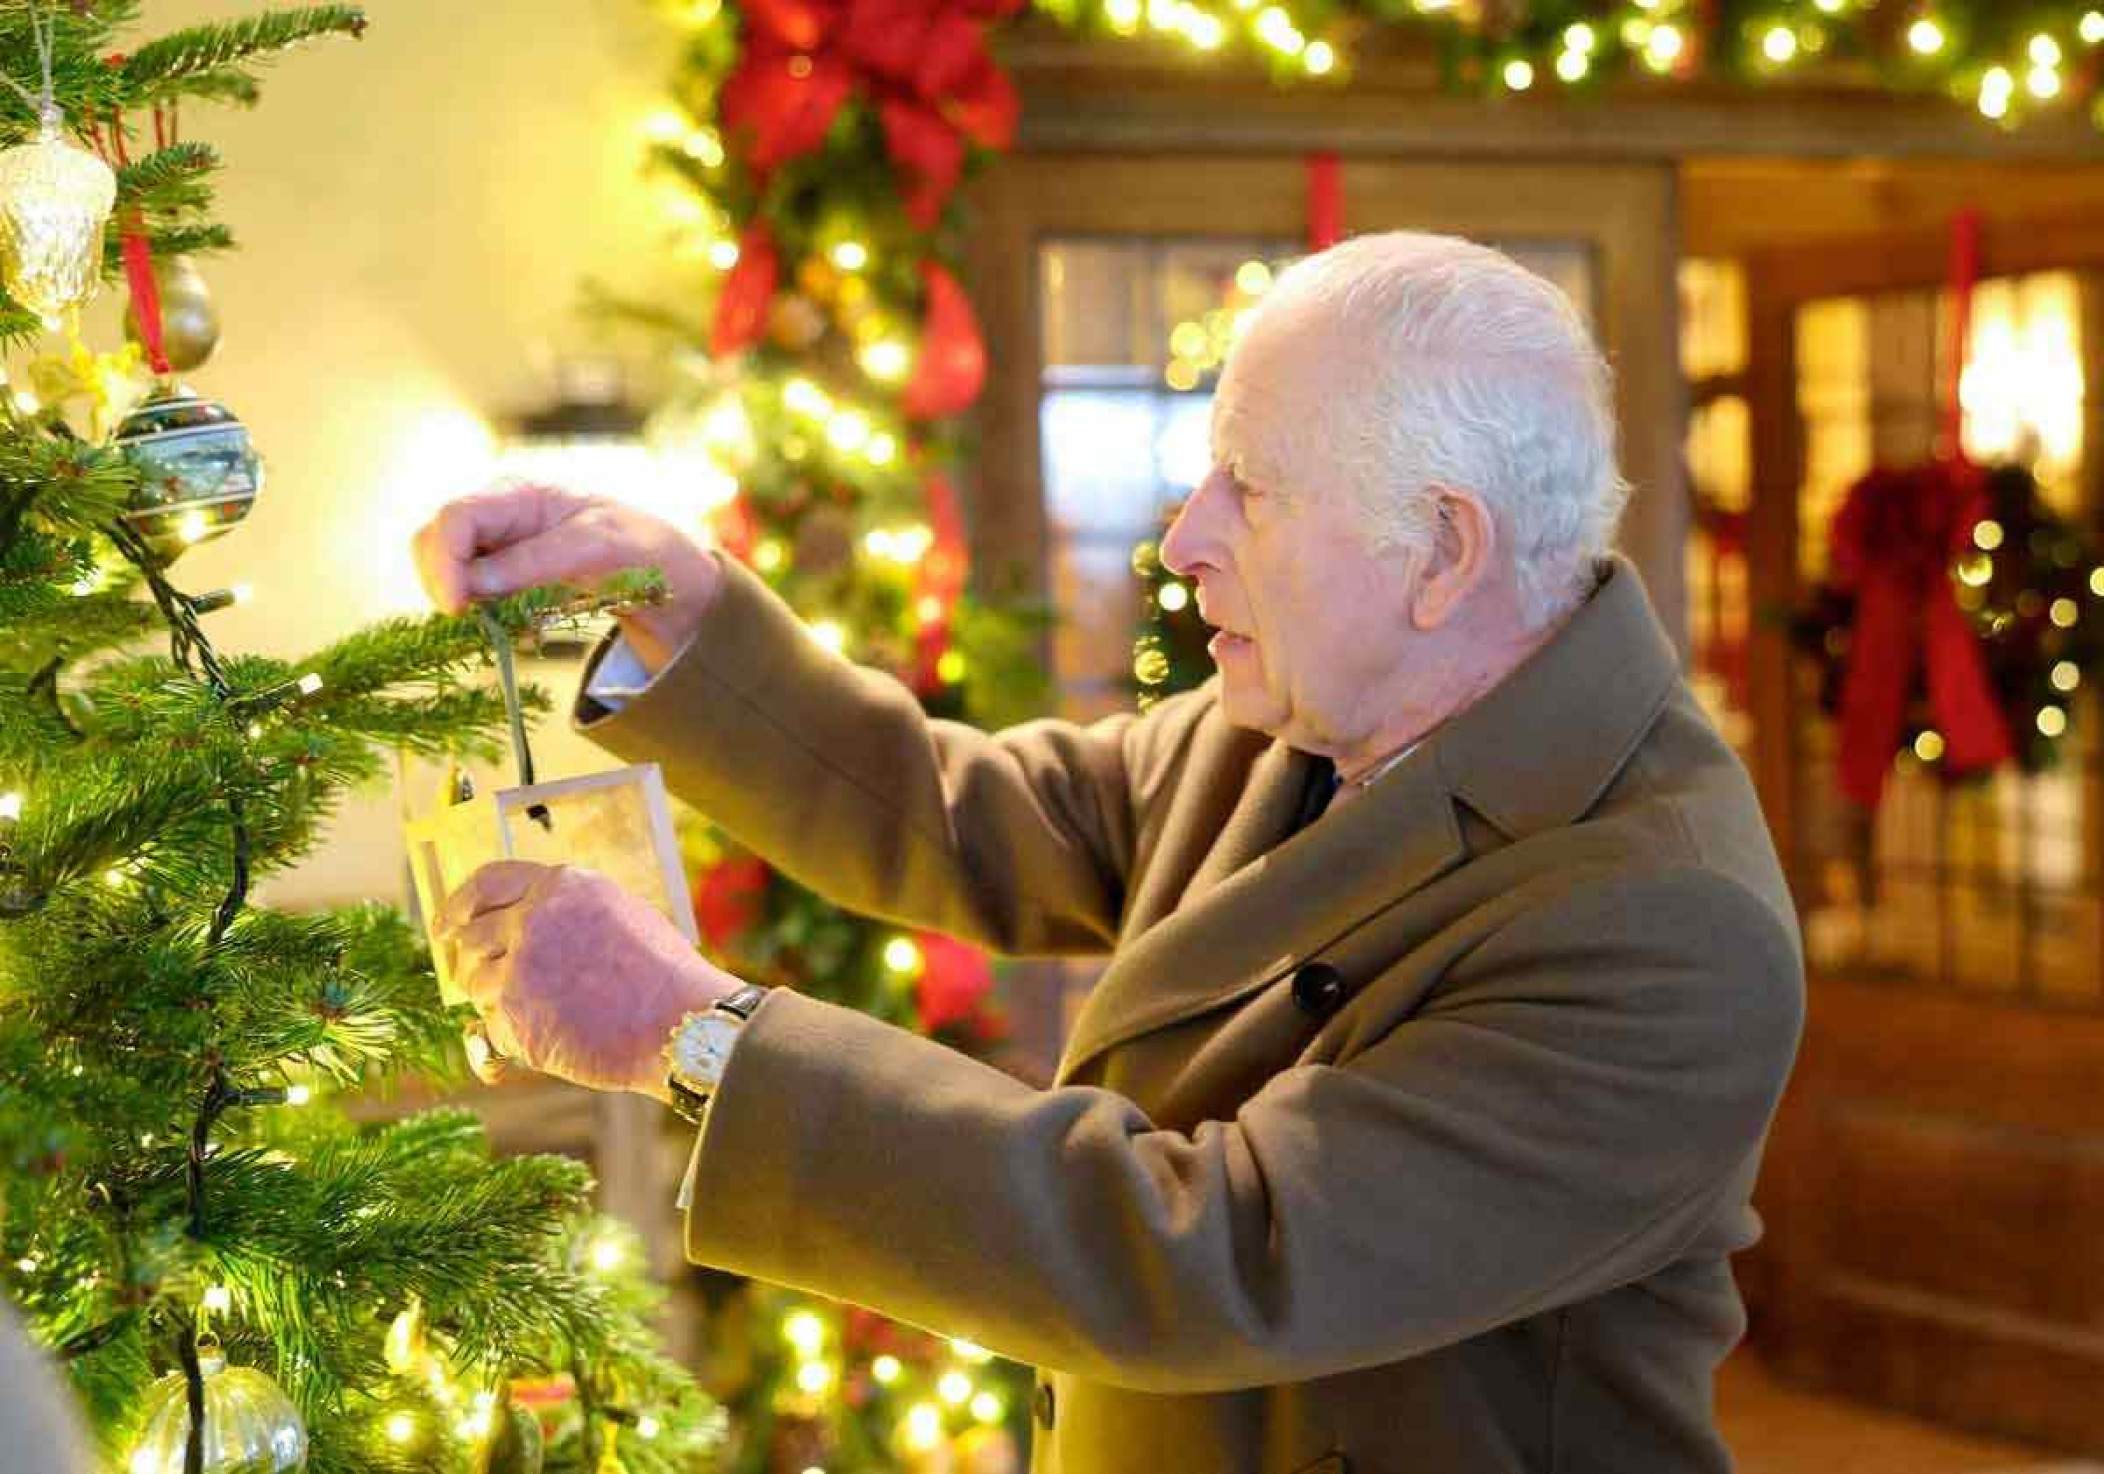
(104, 868, 127, 888)
(1556, 48, 1590, 81)
(2052, 660, 2082, 693)
(1644, 24, 1684, 70)
(1304, 39, 1336, 73)
(970, 1390, 1004, 1423)
(784, 379, 829, 416)
(2084, 12, 2104, 45)
(1564, 21, 1596, 52)
(644, 109, 686, 142)
(754, 539, 788, 573)
(1186, 11, 1225, 49)
(872, 1354, 903, 1385)
(296, 672, 325, 697)
(1105, 0, 1141, 30)
(884, 936, 924, 975)
(827, 410, 873, 454)
(1235, 261, 1272, 295)
(797, 1360, 836, 1394)
(14, 1256, 37, 1273)
(810, 620, 848, 655)
(785, 1310, 827, 1354)
(708, 240, 741, 270)
(384, 1412, 417, 1445)
(2052, 597, 2080, 628)
(938, 1371, 973, 1405)
(202, 1284, 232, 1314)
(1762, 26, 1798, 63)
(917, 595, 945, 623)
(637, 1415, 661, 1439)
(590, 1237, 624, 1272)
(868, 432, 899, 466)
(831, 241, 869, 272)
(903, 1403, 943, 1451)
(177, 511, 210, 545)
(860, 340, 911, 382)
(1973, 519, 2005, 550)
(937, 649, 967, 684)
(1980, 66, 2014, 118)
(1158, 582, 1191, 612)
(1502, 59, 1535, 90)
(0, 792, 21, 821)
(2039, 705, 2070, 738)
(2031, 33, 2064, 66)
(285, 1083, 312, 1106)
(2028, 64, 2062, 99)
(11, 390, 36, 414)
(684, 129, 726, 167)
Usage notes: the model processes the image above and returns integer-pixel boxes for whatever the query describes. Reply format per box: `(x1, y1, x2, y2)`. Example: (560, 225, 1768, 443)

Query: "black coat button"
(1034, 1380, 1056, 1429)
(1291, 961, 1348, 1018)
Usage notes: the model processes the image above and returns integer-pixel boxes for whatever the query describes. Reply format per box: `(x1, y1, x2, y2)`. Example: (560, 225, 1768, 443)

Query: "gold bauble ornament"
(125, 1347, 309, 1474)
(0, 104, 116, 324)
(125, 254, 223, 373)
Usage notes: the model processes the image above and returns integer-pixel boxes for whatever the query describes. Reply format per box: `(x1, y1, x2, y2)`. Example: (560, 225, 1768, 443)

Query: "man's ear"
(1409, 488, 1496, 631)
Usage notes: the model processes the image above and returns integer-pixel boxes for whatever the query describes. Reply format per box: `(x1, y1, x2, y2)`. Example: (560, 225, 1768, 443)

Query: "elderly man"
(416, 232, 1803, 1474)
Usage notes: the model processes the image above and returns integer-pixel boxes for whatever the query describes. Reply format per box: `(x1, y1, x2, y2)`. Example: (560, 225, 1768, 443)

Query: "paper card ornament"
(406, 764, 698, 1005)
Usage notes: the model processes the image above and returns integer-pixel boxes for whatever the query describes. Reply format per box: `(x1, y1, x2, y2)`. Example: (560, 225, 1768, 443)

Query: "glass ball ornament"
(125, 254, 223, 373)
(125, 1347, 308, 1474)
(0, 105, 116, 324)
(114, 385, 264, 564)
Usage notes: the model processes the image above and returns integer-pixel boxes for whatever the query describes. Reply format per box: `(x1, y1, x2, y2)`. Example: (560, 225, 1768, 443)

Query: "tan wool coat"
(579, 554, 1806, 1474)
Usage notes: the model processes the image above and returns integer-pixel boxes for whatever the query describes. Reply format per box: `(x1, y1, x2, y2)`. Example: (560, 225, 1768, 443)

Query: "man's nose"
(1159, 486, 1210, 577)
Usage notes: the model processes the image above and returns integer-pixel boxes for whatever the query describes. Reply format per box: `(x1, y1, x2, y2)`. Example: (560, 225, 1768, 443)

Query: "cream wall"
(87, 1, 695, 907)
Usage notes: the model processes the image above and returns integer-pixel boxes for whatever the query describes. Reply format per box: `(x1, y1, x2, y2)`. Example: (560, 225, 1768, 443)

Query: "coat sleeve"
(575, 556, 1202, 955)
(679, 865, 1804, 1393)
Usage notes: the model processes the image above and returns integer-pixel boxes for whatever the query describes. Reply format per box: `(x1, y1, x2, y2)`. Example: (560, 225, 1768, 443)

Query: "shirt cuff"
(583, 632, 661, 714)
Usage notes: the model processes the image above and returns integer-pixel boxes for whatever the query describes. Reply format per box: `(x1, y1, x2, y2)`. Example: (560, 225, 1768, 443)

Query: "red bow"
(719, 0, 1022, 229)
(1828, 462, 2012, 809)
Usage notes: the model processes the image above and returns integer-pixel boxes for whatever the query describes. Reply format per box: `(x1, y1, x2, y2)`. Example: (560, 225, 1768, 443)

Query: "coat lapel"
(1053, 555, 1681, 1087)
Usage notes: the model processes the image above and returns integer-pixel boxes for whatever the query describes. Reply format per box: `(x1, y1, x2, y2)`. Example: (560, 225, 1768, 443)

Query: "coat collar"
(1054, 556, 1679, 1083)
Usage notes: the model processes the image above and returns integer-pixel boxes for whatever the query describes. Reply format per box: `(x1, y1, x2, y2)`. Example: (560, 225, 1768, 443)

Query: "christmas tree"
(0, 6, 713, 1472)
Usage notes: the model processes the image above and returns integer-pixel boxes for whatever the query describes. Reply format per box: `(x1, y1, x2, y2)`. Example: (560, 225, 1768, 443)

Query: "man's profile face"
(1159, 312, 1427, 754)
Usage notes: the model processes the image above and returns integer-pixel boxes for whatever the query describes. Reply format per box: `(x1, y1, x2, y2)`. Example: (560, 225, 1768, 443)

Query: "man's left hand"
(433, 860, 743, 1099)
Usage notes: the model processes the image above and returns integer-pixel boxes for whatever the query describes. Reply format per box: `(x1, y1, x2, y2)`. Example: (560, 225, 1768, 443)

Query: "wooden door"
(1744, 214, 2104, 1453)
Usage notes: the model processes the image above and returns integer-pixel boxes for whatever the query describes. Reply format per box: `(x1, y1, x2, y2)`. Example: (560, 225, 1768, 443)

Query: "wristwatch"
(664, 985, 768, 1126)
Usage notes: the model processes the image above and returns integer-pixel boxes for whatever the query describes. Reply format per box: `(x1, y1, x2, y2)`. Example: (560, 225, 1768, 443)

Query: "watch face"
(672, 1013, 739, 1086)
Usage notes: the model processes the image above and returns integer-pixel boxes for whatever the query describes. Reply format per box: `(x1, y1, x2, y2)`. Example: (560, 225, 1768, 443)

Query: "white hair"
(1230, 231, 1629, 627)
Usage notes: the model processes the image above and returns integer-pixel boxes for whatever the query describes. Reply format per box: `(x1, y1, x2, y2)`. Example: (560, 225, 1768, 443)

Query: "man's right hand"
(412, 483, 724, 674)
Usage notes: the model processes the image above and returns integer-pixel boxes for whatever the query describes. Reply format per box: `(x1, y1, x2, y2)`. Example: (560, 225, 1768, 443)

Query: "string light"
(826, 410, 873, 454)
(2030, 33, 2064, 67)
(2052, 660, 2082, 693)
(937, 1370, 973, 1405)
(830, 241, 869, 272)
(860, 340, 911, 382)
(936, 649, 968, 684)
(1556, 48, 1590, 81)
(15, 1256, 37, 1274)
(1502, 58, 1534, 90)
(884, 936, 924, 975)
(383, 1412, 417, 1445)
(867, 432, 900, 466)
(708, 240, 740, 270)
(637, 1416, 662, 1439)
(810, 620, 848, 654)
(1973, 519, 2005, 550)
(589, 1236, 625, 1272)
(1158, 582, 1190, 611)
(177, 511, 210, 545)
(2084, 12, 2104, 45)
(1980, 66, 2015, 118)
(1762, 26, 1799, 64)
(2038, 705, 2069, 738)
(796, 1360, 835, 1394)
(1643, 24, 1685, 73)
(285, 1083, 312, 1106)
(872, 1354, 903, 1385)
(784, 1310, 827, 1354)
(1564, 21, 1597, 53)
(1913, 730, 1946, 763)
(903, 1403, 944, 1451)
(0, 792, 20, 821)
(201, 1284, 232, 1314)
(1303, 38, 1335, 73)
(970, 1390, 1004, 1423)
(1105, 0, 1141, 32)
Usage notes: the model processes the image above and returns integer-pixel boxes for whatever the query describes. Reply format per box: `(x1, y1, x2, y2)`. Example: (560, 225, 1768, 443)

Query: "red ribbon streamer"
(121, 226, 171, 377)
(1829, 461, 2011, 809)
(900, 261, 985, 420)
(1306, 151, 1343, 252)
(709, 221, 781, 359)
(1940, 207, 1982, 463)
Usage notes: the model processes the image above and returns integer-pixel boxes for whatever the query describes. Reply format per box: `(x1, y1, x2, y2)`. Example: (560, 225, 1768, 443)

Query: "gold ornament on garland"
(125, 254, 222, 373)
(767, 291, 827, 351)
(382, 1299, 427, 1375)
(125, 1344, 309, 1474)
(0, 10, 117, 325)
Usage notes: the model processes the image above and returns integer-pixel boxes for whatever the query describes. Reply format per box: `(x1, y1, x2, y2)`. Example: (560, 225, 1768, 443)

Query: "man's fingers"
(434, 859, 549, 935)
(464, 1022, 511, 1084)
(413, 483, 592, 613)
(460, 516, 641, 606)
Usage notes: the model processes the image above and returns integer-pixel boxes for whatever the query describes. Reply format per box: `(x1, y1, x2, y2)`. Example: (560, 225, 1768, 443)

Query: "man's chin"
(1216, 673, 1287, 736)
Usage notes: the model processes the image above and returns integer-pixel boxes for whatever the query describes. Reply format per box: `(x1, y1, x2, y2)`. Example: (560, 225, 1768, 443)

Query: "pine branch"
(104, 222, 233, 271)
(120, 8, 368, 99)
(114, 142, 221, 220)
